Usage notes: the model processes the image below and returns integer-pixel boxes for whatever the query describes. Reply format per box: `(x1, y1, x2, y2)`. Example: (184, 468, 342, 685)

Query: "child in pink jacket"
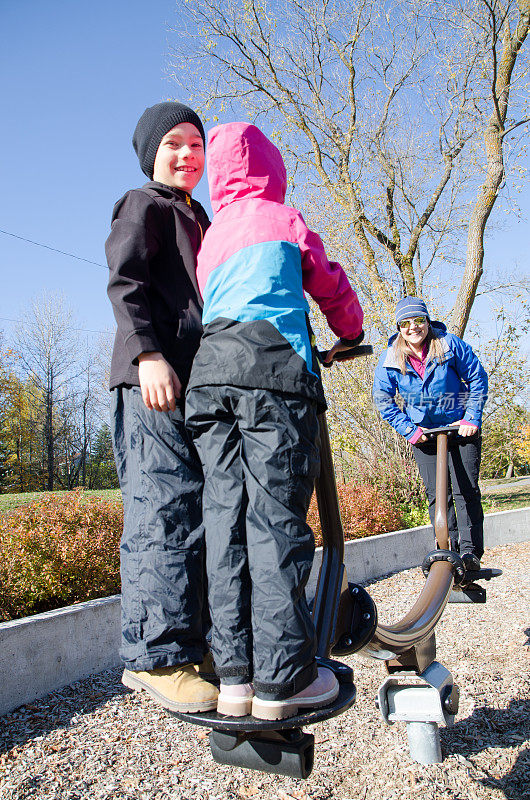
(186, 122, 363, 720)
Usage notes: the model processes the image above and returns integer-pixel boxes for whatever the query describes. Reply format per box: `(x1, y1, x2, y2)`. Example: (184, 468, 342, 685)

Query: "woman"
(372, 297, 488, 569)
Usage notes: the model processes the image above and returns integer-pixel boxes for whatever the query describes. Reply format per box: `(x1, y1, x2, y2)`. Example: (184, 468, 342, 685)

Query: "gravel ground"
(1, 541, 528, 800)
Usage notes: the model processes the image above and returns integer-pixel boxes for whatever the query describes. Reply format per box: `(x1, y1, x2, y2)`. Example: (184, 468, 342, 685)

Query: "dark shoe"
(462, 553, 481, 572)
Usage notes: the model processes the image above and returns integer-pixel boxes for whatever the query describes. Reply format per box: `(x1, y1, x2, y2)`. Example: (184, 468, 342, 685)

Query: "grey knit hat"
(132, 101, 205, 179)
(395, 296, 430, 326)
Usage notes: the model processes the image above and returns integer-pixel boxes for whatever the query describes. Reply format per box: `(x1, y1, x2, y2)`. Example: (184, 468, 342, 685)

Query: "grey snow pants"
(186, 385, 320, 701)
(413, 433, 484, 559)
(111, 386, 209, 670)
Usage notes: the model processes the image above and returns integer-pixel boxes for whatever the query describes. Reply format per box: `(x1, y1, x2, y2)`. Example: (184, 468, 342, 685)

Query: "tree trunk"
(451, 1, 530, 336)
(17, 436, 23, 492)
(46, 371, 54, 491)
(82, 396, 88, 487)
(450, 120, 503, 335)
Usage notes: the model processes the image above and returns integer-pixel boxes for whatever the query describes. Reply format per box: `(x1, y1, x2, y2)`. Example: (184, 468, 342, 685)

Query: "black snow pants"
(111, 386, 209, 670)
(186, 385, 320, 701)
(412, 433, 484, 559)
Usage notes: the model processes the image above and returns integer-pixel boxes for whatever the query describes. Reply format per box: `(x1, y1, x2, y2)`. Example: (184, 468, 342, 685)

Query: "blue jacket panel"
(202, 240, 315, 377)
(372, 324, 488, 441)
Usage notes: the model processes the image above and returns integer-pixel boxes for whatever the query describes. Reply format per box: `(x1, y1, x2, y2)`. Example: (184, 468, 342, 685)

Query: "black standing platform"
(168, 682, 356, 778)
(168, 680, 356, 733)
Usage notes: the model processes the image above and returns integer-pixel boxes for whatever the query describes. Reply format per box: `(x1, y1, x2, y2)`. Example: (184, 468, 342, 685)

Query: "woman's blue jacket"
(372, 323, 488, 441)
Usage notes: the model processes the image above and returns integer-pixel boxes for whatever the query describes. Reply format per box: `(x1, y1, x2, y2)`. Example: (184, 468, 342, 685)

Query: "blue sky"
(0, 0, 528, 348)
(0, 0, 212, 343)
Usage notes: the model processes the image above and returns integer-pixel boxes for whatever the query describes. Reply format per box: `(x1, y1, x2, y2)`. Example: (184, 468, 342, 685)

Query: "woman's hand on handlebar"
(458, 420, 479, 437)
(416, 428, 428, 444)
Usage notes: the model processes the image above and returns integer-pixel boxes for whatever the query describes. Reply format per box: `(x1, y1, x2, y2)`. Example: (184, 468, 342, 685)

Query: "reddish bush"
(307, 480, 402, 547)
(0, 490, 123, 622)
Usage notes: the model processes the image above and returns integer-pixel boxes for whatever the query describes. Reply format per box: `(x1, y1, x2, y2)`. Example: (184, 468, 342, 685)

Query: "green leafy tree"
(481, 405, 530, 477)
(87, 424, 119, 489)
(0, 340, 41, 492)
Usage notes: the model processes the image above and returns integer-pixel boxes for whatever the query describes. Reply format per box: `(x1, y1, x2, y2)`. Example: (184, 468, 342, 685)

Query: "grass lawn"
(1, 479, 529, 516)
(0, 489, 121, 514)
(481, 487, 530, 513)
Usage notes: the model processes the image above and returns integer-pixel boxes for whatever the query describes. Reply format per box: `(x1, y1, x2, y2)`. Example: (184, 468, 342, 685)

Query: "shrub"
(399, 498, 429, 529)
(307, 480, 403, 547)
(0, 490, 122, 622)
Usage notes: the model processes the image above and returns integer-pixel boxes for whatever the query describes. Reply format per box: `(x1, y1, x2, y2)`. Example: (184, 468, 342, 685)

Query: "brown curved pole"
(361, 430, 453, 660)
(312, 416, 454, 662)
(361, 561, 454, 660)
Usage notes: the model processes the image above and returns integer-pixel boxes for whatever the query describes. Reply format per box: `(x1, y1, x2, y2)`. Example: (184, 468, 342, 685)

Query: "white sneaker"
(217, 682, 254, 717)
(252, 667, 339, 720)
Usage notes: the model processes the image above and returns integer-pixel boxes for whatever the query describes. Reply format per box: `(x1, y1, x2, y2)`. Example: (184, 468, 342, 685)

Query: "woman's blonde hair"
(392, 324, 446, 375)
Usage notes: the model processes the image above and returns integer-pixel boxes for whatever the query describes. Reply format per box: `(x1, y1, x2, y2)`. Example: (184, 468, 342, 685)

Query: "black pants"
(186, 385, 320, 701)
(111, 386, 208, 670)
(412, 434, 484, 558)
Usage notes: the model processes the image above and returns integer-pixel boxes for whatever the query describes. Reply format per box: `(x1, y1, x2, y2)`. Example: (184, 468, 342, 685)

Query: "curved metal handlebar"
(361, 560, 454, 661)
(423, 424, 460, 438)
(312, 350, 457, 669)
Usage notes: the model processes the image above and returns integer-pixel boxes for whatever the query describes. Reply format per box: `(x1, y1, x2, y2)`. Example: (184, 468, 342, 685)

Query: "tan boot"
(122, 665, 219, 713)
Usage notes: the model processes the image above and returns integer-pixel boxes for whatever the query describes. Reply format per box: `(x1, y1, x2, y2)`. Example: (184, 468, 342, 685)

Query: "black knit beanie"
(132, 101, 206, 180)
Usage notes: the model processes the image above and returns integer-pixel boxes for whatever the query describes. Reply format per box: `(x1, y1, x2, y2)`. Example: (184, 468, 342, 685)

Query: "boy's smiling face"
(152, 122, 205, 194)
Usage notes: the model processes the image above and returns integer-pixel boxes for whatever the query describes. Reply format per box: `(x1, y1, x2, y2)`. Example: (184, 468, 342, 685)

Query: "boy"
(106, 101, 218, 713)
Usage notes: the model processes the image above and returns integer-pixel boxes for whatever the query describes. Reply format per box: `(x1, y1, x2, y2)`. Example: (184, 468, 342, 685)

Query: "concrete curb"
(1, 506, 528, 718)
(308, 504, 530, 593)
(0, 596, 121, 717)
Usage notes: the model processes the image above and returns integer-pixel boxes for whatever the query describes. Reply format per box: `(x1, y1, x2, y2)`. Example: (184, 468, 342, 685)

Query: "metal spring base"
(406, 721, 442, 764)
(209, 727, 315, 778)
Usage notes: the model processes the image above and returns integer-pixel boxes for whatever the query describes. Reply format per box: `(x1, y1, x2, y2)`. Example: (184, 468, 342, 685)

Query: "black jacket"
(106, 182, 210, 390)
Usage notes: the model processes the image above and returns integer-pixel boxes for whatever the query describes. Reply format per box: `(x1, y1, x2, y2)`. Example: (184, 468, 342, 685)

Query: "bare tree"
(169, 0, 529, 504)
(171, 2, 490, 316)
(16, 294, 82, 490)
(170, 0, 528, 333)
(92, 331, 114, 425)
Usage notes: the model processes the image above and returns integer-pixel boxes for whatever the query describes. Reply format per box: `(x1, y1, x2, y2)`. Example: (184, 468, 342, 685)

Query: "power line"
(0, 228, 107, 269)
(0, 316, 113, 336)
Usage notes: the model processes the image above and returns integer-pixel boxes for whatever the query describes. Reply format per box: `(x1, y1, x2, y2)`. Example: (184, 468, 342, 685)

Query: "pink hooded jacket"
(188, 122, 363, 407)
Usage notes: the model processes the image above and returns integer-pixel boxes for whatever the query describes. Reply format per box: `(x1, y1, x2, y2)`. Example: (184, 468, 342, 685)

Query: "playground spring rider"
(330, 423, 501, 764)
(169, 357, 500, 775)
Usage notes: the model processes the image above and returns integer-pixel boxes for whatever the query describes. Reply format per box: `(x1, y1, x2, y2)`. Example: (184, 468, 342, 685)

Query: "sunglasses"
(398, 316, 428, 329)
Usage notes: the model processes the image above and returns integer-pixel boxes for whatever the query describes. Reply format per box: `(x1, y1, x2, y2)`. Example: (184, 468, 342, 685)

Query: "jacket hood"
(207, 122, 287, 213)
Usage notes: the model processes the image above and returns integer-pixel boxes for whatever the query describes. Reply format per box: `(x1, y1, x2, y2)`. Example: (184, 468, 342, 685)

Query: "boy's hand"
(138, 352, 181, 412)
